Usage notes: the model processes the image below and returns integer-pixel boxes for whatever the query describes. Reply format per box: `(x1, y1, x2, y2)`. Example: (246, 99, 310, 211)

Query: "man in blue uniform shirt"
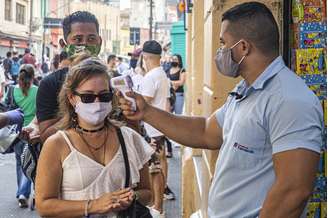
(119, 2, 323, 218)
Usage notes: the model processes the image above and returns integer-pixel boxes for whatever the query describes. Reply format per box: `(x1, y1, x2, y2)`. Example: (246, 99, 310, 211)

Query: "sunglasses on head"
(73, 91, 113, 103)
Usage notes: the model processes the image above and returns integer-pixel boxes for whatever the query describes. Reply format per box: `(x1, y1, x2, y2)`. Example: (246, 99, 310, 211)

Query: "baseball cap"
(142, 40, 162, 55)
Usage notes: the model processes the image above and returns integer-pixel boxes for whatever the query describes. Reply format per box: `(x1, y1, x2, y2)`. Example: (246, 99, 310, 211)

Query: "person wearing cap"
(139, 40, 170, 217)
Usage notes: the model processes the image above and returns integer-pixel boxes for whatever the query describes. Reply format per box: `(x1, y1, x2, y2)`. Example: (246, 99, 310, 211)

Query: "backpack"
(11, 60, 20, 76)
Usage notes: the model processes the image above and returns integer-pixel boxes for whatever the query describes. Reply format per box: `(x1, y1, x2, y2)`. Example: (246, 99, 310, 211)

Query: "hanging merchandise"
(291, 0, 327, 217)
(299, 22, 327, 48)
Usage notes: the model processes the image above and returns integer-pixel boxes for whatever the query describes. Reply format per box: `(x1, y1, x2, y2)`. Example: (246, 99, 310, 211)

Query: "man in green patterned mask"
(59, 12, 102, 57)
(36, 11, 103, 143)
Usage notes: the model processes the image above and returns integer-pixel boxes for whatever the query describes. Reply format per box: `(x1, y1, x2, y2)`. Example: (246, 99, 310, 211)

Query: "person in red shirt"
(22, 48, 36, 67)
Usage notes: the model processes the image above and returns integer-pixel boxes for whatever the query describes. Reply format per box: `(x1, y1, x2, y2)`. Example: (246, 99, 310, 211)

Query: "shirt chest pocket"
(225, 115, 269, 170)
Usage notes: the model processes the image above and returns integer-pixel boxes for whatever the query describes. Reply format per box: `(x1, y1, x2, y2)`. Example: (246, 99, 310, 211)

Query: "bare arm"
(135, 164, 152, 205)
(172, 72, 186, 89)
(144, 105, 222, 149)
(35, 133, 87, 217)
(259, 149, 319, 218)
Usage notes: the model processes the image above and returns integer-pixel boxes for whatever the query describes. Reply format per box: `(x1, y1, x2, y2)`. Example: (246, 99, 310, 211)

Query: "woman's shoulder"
(42, 131, 68, 153)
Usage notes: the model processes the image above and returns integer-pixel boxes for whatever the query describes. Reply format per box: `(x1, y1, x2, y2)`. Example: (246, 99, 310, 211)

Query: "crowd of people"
(0, 1, 324, 218)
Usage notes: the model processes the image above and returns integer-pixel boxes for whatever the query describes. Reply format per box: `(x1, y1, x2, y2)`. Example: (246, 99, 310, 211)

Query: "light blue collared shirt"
(208, 56, 323, 218)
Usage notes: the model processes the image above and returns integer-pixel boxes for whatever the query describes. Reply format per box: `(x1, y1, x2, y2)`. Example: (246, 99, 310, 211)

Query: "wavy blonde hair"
(57, 53, 112, 130)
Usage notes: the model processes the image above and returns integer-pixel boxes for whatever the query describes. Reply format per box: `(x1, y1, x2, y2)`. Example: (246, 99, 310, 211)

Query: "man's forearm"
(260, 182, 310, 218)
(40, 119, 60, 143)
(143, 105, 208, 148)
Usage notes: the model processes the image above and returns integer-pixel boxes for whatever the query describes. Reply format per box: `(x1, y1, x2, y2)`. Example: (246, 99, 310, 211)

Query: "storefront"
(183, 0, 326, 217)
(0, 33, 29, 57)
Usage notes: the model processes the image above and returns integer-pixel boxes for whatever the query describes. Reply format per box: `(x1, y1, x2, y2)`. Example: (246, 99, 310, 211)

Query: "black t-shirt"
(36, 67, 68, 122)
(169, 68, 185, 93)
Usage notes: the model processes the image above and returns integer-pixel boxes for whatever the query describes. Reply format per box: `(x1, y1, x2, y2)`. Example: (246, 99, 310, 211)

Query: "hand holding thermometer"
(110, 75, 137, 111)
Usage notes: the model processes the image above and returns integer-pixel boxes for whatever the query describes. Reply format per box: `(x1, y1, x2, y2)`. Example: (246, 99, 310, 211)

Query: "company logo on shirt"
(233, 142, 254, 154)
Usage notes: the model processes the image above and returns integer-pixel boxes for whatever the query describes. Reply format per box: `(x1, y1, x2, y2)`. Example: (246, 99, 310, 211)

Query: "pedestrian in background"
(11, 64, 38, 208)
(107, 54, 120, 77)
(116, 56, 129, 75)
(21, 49, 36, 68)
(3, 51, 12, 80)
(169, 54, 186, 115)
(11, 51, 21, 84)
(140, 40, 172, 217)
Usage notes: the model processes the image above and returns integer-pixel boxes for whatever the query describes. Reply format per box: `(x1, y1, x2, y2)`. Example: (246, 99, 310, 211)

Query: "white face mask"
(75, 102, 112, 126)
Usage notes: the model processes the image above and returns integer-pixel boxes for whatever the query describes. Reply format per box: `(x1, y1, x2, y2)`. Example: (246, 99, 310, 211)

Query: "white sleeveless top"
(59, 126, 154, 218)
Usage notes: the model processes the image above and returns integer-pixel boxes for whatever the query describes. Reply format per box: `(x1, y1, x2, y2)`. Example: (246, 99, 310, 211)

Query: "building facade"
(0, 0, 42, 57)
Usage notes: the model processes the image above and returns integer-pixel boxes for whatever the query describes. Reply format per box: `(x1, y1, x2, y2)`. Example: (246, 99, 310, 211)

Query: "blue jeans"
(174, 92, 184, 115)
(14, 140, 31, 198)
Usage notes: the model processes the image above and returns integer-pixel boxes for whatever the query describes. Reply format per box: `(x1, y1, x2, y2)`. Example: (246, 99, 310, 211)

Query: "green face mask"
(64, 44, 101, 57)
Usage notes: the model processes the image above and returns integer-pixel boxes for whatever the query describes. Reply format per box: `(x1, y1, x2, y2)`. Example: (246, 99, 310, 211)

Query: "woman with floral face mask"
(35, 54, 154, 217)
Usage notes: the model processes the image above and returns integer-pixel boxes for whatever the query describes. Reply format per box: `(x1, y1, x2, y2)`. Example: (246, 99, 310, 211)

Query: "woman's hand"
(90, 188, 134, 214)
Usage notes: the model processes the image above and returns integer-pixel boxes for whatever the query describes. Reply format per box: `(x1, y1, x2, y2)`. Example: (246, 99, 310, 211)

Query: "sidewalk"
(164, 146, 182, 217)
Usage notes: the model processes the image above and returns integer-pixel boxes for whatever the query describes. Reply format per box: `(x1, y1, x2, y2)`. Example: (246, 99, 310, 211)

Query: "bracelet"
(84, 199, 91, 217)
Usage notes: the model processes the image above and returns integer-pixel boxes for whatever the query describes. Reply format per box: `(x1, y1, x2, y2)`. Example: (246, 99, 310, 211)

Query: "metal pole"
(29, 0, 33, 47)
(42, 0, 46, 64)
(149, 0, 153, 40)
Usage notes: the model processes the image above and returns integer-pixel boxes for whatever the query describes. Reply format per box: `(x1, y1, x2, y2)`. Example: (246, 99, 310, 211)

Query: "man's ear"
(59, 39, 66, 48)
(241, 39, 251, 56)
(98, 36, 102, 47)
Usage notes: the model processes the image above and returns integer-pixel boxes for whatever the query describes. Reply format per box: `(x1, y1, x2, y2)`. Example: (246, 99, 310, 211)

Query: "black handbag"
(116, 128, 152, 218)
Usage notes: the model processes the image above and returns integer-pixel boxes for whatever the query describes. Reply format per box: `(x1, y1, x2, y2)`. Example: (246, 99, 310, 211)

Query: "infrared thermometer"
(110, 75, 137, 111)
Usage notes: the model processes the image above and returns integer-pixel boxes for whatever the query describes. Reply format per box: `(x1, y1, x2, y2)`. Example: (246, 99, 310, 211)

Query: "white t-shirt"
(141, 66, 169, 137)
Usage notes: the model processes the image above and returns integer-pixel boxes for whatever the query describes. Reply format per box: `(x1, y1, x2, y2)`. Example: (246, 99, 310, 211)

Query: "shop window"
(5, 0, 12, 21)
(16, 3, 25, 25)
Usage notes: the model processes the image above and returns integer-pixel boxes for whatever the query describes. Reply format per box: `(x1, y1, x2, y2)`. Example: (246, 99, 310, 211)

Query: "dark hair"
(173, 54, 183, 68)
(6, 52, 11, 58)
(59, 51, 68, 62)
(13, 51, 18, 56)
(117, 57, 123, 62)
(58, 53, 111, 129)
(107, 54, 116, 63)
(18, 64, 35, 96)
(25, 48, 30, 54)
(52, 54, 60, 70)
(62, 11, 99, 41)
(222, 2, 279, 55)
(18, 54, 23, 59)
